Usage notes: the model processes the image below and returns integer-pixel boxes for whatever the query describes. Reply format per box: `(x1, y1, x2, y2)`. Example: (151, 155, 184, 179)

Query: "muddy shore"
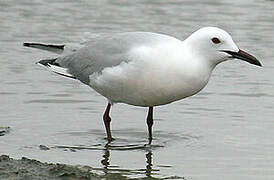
(0, 155, 173, 180)
(0, 155, 100, 180)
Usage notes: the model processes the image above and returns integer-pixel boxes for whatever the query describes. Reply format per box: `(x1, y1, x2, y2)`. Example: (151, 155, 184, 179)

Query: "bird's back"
(55, 32, 182, 84)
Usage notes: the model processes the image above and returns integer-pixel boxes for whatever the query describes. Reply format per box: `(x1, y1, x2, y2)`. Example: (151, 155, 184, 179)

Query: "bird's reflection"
(100, 143, 155, 178)
(101, 145, 110, 174)
(145, 150, 153, 177)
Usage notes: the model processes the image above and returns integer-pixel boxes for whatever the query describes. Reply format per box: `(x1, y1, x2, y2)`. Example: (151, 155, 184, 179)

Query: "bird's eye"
(211, 37, 221, 44)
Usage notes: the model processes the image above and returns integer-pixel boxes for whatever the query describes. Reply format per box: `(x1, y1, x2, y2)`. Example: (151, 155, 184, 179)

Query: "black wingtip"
(23, 42, 65, 50)
(37, 58, 59, 67)
(23, 42, 30, 47)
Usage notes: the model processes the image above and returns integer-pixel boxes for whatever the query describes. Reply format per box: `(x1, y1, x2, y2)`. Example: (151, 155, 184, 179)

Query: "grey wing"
(56, 45, 130, 84)
(55, 32, 164, 84)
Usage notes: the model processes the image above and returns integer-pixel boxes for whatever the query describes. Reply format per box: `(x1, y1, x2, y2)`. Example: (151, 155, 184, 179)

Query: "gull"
(24, 27, 261, 144)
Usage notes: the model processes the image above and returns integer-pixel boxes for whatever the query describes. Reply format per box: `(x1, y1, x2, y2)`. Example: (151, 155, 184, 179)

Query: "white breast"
(89, 39, 212, 107)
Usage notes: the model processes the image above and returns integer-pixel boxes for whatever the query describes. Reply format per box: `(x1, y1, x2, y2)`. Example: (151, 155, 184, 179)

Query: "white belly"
(89, 54, 211, 107)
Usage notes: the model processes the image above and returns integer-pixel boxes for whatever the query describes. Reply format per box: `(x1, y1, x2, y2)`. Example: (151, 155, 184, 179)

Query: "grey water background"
(0, 0, 273, 179)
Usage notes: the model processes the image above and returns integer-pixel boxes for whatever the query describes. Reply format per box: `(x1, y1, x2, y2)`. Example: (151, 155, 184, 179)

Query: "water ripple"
(221, 92, 273, 97)
(24, 99, 97, 104)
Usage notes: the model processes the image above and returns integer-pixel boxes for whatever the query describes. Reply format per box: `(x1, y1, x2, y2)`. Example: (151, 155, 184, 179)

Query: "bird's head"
(185, 27, 262, 67)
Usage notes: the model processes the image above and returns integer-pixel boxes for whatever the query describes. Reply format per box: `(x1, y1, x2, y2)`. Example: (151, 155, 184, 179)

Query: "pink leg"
(146, 107, 154, 144)
(103, 103, 113, 142)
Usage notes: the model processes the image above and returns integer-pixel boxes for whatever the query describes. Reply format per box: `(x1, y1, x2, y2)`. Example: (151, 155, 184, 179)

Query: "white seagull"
(24, 27, 261, 144)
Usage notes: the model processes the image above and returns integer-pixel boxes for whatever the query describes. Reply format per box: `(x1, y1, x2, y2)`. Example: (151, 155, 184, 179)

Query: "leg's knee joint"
(103, 115, 111, 123)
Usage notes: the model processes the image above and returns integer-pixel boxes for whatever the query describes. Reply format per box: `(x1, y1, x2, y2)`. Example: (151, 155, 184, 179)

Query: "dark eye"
(211, 37, 221, 44)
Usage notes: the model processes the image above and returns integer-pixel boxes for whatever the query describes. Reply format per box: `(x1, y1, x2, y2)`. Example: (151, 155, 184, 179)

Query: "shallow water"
(0, 0, 274, 179)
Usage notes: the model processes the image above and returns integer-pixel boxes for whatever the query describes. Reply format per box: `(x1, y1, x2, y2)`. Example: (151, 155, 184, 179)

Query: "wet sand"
(0, 155, 179, 180)
(0, 155, 99, 180)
